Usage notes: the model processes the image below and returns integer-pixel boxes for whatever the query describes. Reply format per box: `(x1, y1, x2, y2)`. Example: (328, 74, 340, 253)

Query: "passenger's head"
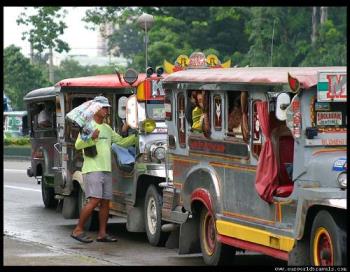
(196, 92, 204, 109)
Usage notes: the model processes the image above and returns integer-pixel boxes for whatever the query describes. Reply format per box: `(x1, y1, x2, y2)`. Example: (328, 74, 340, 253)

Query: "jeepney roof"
(23, 86, 57, 102)
(162, 66, 346, 91)
(55, 73, 161, 88)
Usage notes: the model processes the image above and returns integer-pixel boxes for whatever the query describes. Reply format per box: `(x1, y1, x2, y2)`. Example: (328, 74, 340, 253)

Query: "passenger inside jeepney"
(37, 104, 52, 128)
(227, 95, 242, 137)
(185, 90, 197, 127)
(191, 91, 210, 135)
(227, 91, 249, 142)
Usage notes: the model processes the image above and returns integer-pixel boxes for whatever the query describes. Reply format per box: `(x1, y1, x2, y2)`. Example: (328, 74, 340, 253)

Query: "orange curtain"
(254, 101, 279, 203)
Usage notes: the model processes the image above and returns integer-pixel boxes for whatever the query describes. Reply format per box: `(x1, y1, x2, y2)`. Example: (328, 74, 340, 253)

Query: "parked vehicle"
(24, 86, 59, 207)
(3, 111, 29, 137)
(24, 69, 170, 246)
(159, 54, 346, 265)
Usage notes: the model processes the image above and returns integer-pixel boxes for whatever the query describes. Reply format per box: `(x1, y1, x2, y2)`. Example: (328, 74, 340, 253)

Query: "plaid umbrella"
(66, 100, 103, 141)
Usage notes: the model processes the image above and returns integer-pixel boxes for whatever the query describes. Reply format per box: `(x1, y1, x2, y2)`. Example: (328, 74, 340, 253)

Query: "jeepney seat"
(271, 125, 294, 197)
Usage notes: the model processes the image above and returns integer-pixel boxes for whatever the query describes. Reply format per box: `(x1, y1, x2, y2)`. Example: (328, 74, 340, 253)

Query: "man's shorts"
(83, 171, 112, 200)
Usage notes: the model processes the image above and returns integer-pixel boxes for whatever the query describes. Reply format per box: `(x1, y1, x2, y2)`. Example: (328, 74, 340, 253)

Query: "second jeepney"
(24, 68, 170, 246)
(159, 54, 347, 266)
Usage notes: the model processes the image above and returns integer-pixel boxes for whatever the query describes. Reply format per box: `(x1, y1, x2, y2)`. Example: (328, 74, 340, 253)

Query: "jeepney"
(159, 55, 346, 265)
(25, 86, 58, 208)
(24, 69, 170, 246)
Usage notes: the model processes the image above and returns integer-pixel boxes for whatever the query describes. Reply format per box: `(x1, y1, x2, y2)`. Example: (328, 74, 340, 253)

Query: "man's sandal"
(96, 234, 118, 242)
(71, 232, 93, 243)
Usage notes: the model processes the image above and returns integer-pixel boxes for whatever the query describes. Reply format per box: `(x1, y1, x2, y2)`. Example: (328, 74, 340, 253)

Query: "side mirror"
(118, 96, 128, 119)
(126, 95, 138, 129)
(124, 68, 139, 85)
(276, 93, 291, 121)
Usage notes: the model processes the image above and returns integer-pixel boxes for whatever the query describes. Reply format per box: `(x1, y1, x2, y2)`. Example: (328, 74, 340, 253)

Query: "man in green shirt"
(71, 96, 136, 243)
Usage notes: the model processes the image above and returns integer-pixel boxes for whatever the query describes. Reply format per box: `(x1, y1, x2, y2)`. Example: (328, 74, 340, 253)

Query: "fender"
(294, 193, 347, 240)
(182, 163, 223, 214)
(72, 170, 84, 192)
(191, 188, 213, 213)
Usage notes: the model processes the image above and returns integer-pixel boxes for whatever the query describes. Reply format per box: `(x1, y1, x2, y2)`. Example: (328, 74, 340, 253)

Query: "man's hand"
(91, 129, 100, 140)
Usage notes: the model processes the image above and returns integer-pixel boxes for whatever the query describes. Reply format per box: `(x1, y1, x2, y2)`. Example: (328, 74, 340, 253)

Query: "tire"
(144, 185, 169, 246)
(41, 175, 57, 208)
(310, 210, 347, 266)
(288, 237, 310, 265)
(78, 186, 99, 231)
(62, 193, 78, 219)
(199, 208, 235, 266)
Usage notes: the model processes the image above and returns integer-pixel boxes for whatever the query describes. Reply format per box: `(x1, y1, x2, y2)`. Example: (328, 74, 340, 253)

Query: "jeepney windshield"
(146, 100, 165, 121)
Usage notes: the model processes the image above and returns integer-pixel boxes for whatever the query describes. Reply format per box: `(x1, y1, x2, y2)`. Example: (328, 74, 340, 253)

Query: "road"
(4, 159, 287, 266)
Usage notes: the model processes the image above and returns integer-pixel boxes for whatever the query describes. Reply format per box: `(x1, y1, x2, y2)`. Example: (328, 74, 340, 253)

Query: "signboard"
(317, 72, 347, 102)
(316, 112, 342, 126)
(4, 116, 22, 132)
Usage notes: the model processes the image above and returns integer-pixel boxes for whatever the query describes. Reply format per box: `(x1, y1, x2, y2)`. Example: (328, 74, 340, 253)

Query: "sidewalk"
(3, 235, 114, 266)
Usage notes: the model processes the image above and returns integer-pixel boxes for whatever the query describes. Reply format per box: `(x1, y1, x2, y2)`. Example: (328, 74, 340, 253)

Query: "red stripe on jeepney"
(312, 148, 346, 157)
(218, 234, 289, 261)
(210, 161, 256, 172)
(190, 150, 249, 161)
(191, 188, 213, 213)
(223, 211, 275, 225)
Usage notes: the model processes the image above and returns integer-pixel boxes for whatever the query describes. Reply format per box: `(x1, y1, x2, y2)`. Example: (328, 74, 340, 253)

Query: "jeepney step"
(161, 223, 178, 232)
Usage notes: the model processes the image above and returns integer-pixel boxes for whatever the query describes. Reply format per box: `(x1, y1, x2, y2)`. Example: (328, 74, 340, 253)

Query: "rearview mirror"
(276, 93, 291, 121)
(118, 96, 128, 119)
(126, 95, 138, 129)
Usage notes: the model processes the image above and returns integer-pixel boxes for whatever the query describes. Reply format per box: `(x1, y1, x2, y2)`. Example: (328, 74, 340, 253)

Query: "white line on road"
(4, 185, 41, 193)
(4, 169, 27, 173)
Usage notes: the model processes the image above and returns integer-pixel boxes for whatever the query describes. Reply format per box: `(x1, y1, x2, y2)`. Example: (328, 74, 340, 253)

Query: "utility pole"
(49, 47, 54, 83)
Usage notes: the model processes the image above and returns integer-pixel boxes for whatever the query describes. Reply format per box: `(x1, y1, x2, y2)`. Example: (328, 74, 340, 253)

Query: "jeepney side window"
(33, 101, 55, 130)
(252, 100, 263, 157)
(187, 90, 211, 137)
(177, 92, 186, 148)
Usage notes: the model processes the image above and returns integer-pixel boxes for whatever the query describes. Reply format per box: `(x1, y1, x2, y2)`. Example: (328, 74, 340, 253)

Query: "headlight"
(337, 172, 347, 188)
(153, 146, 166, 161)
(149, 142, 166, 162)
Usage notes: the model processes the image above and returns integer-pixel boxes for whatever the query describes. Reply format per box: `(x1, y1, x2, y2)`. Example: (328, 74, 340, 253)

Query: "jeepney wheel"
(199, 208, 235, 265)
(310, 210, 347, 266)
(78, 186, 99, 231)
(144, 185, 169, 246)
(41, 175, 57, 208)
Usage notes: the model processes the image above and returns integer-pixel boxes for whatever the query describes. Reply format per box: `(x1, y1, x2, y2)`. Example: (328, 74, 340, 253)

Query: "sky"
(3, 6, 99, 58)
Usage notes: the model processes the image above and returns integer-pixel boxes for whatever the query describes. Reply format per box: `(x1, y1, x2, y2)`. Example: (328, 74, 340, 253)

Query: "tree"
(17, 7, 70, 83)
(4, 45, 50, 110)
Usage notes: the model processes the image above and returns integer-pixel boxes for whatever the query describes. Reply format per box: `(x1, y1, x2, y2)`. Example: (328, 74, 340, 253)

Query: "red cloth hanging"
(254, 101, 279, 203)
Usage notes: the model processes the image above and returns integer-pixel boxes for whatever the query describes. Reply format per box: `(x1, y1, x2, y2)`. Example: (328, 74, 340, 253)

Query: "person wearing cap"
(71, 95, 136, 243)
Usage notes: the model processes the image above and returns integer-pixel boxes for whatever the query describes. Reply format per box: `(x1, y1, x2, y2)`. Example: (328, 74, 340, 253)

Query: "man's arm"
(75, 129, 99, 150)
(111, 128, 136, 148)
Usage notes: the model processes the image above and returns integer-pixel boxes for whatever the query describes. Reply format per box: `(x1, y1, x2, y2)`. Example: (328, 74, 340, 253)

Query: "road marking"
(4, 185, 41, 193)
(4, 169, 27, 173)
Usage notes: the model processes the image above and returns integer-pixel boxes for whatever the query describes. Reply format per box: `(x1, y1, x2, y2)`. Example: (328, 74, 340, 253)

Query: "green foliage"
(53, 59, 120, 82)
(3, 134, 30, 146)
(16, 7, 70, 54)
(3, 45, 50, 110)
(83, 6, 346, 68)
